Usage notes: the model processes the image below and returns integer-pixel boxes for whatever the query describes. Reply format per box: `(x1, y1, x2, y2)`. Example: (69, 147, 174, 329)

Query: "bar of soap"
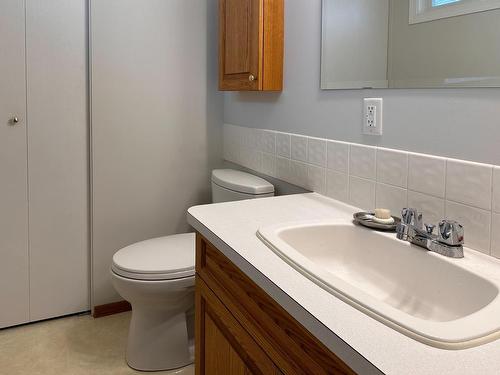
(372, 216, 395, 225)
(374, 208, 392, 220)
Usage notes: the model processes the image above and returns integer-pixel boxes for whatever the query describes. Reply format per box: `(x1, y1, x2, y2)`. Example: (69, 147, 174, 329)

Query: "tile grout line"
(489, 167, 494, 255)
(374, 148, 378, 210)
(347, 144, 352, 204)
(444, 159, 448, 220)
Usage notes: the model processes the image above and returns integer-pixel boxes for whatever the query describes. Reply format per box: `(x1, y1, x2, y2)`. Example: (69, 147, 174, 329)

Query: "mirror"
(321, 0, 500, 89)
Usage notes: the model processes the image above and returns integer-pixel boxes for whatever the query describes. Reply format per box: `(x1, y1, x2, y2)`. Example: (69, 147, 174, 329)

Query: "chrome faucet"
(396, 208, 464, 258)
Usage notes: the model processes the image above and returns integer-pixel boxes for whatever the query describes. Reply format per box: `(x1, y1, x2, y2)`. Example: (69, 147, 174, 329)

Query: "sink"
(257, 220, 500, 349)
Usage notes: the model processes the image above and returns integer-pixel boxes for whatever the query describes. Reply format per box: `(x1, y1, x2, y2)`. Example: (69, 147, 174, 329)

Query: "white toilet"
(110, 169, 274, 371)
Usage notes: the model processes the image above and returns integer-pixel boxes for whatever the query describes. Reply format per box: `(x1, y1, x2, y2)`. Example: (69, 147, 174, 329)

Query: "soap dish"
(353, 212, 400, 232)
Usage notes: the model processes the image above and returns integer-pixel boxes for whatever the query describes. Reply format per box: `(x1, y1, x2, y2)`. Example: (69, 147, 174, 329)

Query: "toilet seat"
(111, 233, 195, 281)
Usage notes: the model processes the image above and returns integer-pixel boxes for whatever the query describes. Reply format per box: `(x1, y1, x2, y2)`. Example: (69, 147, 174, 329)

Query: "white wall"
(90, 0, 222, 306)
(224, 0, 500, 166)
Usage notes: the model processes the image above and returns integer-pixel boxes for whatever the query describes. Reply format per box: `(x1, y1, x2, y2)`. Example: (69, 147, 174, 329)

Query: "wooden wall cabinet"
(195, 233, 356, 375)
(219, 0, 284, 91)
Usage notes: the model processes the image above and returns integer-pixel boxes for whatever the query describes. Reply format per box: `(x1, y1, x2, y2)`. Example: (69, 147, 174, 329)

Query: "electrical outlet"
(363, 98, 383, 136)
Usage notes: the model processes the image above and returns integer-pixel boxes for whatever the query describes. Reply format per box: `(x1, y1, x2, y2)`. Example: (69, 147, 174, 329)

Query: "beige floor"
(0, 312, 194, 375)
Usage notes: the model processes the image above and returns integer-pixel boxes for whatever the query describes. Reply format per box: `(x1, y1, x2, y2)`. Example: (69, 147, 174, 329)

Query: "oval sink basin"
(257, 220, 500, 349)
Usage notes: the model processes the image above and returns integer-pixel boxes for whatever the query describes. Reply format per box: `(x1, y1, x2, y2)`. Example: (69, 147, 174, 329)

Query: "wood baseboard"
(93, 300, 131, 318)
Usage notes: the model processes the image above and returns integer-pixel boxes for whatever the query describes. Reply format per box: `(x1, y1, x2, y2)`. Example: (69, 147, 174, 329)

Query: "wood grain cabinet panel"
(196, 278, 282, 375)
(195, 233, 356, 375)
(219, 0, 284, 91)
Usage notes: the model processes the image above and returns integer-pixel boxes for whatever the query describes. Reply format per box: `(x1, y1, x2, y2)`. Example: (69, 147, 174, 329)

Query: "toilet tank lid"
(212, 169, 274, 195)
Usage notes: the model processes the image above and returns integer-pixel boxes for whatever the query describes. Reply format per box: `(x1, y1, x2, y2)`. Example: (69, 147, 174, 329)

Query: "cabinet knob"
(9, 117, 20, 125)
(248, 74, 256, 82)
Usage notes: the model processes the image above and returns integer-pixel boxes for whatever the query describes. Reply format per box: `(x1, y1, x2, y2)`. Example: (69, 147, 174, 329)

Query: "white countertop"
(187, 193, 500, 375)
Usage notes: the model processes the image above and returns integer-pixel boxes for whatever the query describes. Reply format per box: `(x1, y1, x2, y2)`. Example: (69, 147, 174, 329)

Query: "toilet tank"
(211, 169, 275, 203)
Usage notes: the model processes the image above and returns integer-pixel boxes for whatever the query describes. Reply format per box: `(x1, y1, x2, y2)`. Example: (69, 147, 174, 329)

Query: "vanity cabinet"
(218, 0, 284, 91)
(195, 233, 355, 374)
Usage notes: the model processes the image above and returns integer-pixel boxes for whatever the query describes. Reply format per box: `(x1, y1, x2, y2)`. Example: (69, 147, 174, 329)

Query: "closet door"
(0, 0, 30, 328)
(26, 0, 89, 320)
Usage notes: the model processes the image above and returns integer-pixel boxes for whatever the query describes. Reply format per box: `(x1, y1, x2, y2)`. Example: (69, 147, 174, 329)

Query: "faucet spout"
(396, 208, 464, 259)
(396, 222, 411, 241)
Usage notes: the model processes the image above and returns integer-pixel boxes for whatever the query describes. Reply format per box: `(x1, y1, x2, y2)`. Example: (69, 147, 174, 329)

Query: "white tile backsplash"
(289, 160, 308, 187)
(240, 148, 261, 171)
(491, 213, 500, 258)
(223, 124, 500, 258)
(245, 126, 260, 149)
(326, 170, 349, 202)
(261, 152, 276, 177)
(446, 201, 491, 255)
(407, 191, 445, 226)
(307, 165, 326, 194)
(327, 141, 349, 173)
(307, 138, 327, 167)
(276, 132, 291, 158)
(376, 183, 407, 218)
(350, 144, 376, 180)
(376, 149, 408, 188)
(408, 154, 446, 198)
(291, 135, 308, 162)
(259, 130, 276, 154)
(446, 160, 492, 210)
(276, 157, 291, 182)
(350, 177, 376, 211)
(493, 167, 500, 213)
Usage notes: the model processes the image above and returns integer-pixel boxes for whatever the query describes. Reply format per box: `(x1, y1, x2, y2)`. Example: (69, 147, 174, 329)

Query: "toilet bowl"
(111, 234, 195, 371)
(110, 169, 274, 371)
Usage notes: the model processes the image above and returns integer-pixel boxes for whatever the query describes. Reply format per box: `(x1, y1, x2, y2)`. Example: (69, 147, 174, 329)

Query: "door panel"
(224, 0, 251, 74)
(196, 278, 282, 375)
(26, 0, 89, 320)
(204, 314, 250, 375)
(219, 0, 261, 90)
(0, 0, 30, 329)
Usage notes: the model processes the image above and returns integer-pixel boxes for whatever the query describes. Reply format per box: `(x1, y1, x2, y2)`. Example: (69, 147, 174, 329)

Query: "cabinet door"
(219, 0, 261, 91)
(0, 0, 30, 329)
(196, 278, 281, 375)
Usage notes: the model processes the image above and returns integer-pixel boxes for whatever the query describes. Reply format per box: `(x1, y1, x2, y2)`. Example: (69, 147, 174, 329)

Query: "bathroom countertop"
(187, 193, 500, 375)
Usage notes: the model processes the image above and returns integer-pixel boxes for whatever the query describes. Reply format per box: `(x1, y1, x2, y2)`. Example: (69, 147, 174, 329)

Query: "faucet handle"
(401, 208, 423, 229)
(437, 220, 464, 247)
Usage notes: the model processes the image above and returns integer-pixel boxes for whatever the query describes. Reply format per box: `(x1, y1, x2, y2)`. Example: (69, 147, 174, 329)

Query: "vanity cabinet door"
(195, 233, 356, 375)
(218, 0, 284, 91)
(196, 278, 282, 375)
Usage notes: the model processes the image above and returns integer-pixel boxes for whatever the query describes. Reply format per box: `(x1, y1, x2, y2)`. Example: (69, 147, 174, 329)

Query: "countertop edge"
(187, 210, 383, 375)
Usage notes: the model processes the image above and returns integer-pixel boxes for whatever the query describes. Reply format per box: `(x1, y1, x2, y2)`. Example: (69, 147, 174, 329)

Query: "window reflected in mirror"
(321, 0, 500, 89)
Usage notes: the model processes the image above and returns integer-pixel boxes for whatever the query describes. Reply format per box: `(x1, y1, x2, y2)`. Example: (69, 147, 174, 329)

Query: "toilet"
(110, 169, 274, 371)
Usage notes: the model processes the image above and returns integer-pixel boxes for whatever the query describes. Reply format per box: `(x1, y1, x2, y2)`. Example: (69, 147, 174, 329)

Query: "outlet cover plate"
(363, 98, 383, 136)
